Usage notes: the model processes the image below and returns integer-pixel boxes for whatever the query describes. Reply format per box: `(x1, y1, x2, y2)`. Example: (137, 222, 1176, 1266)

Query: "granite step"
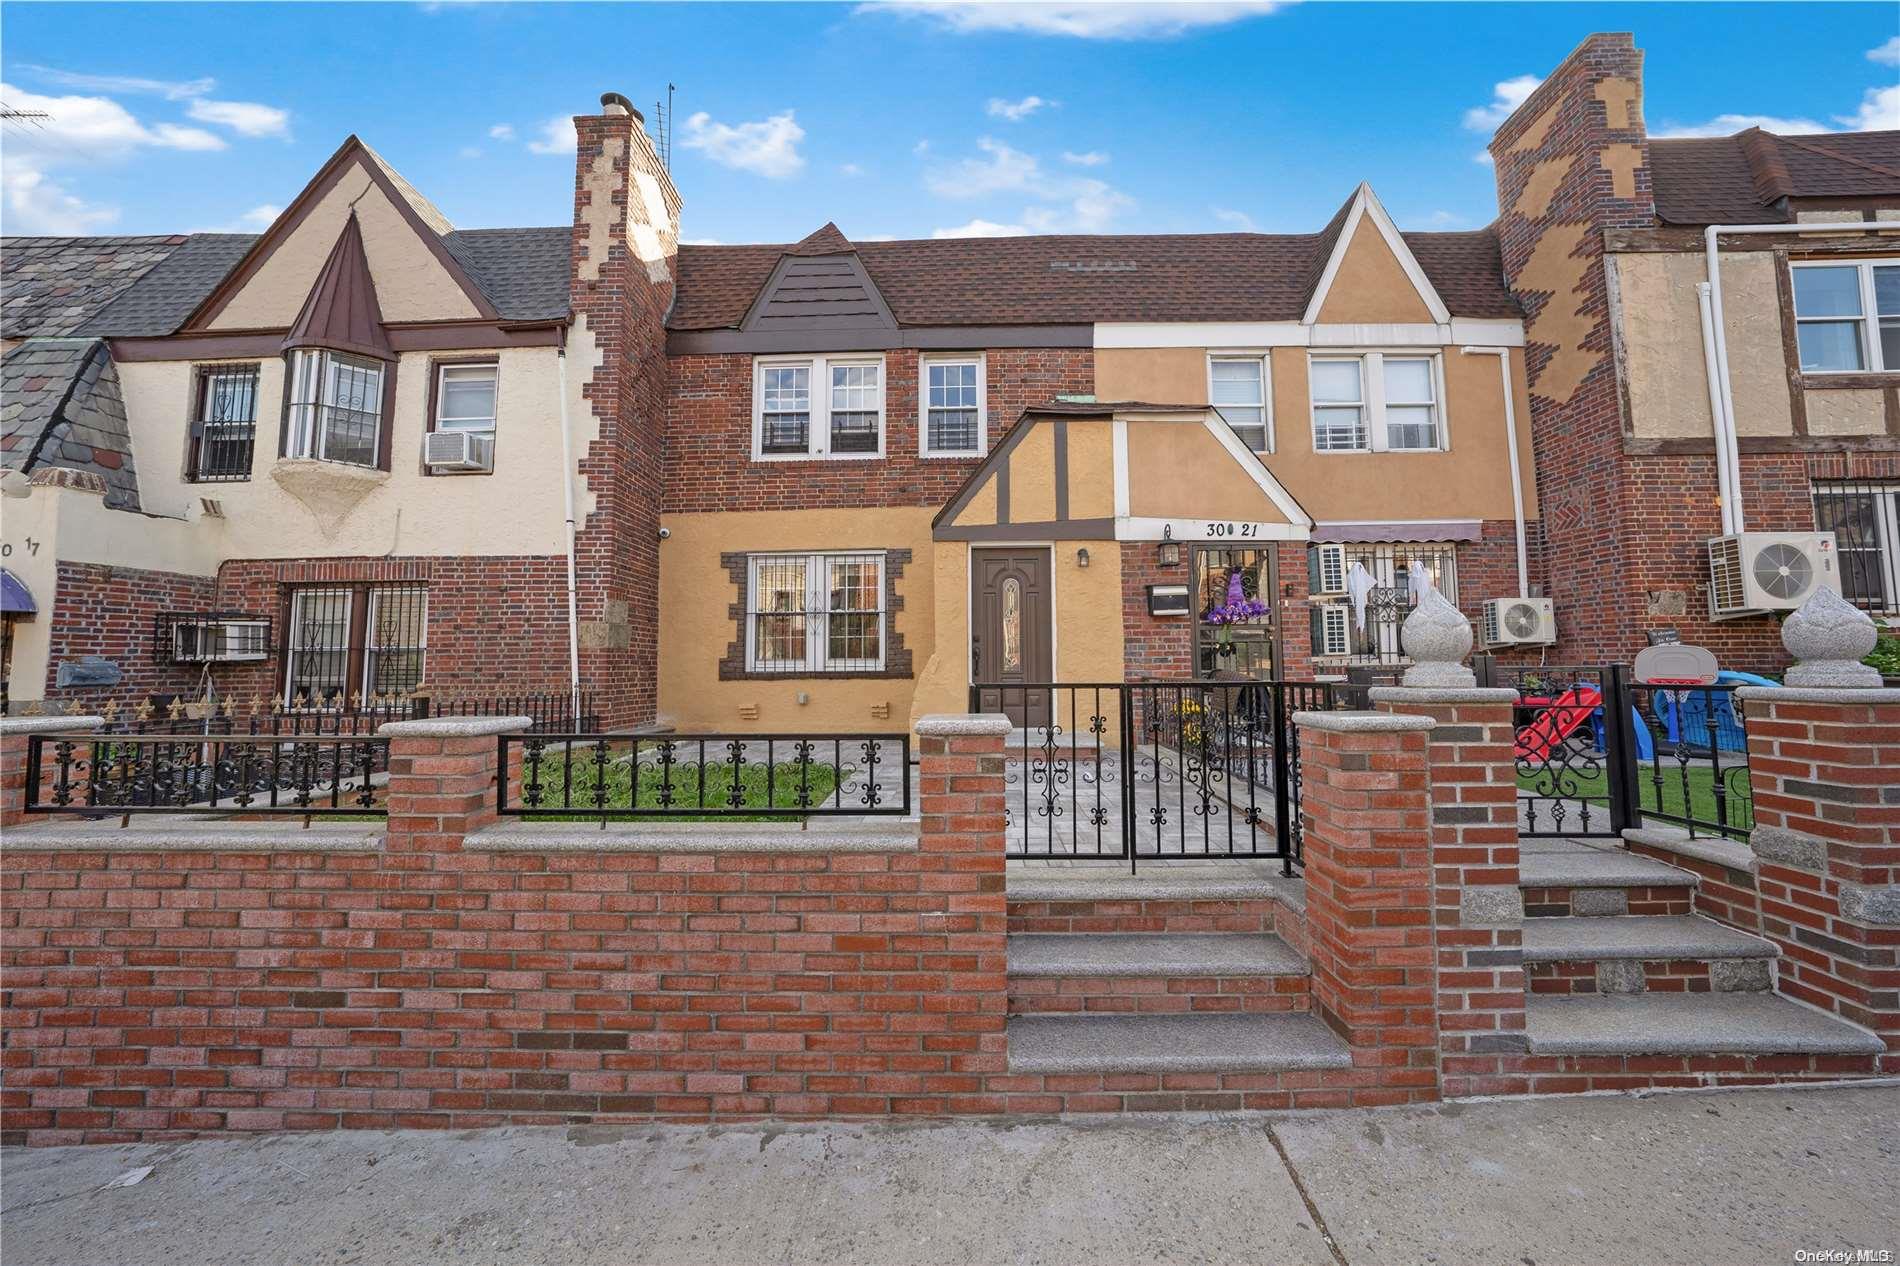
(1519, 846, 1698, 891)
(1007, 1012, 1352, 1074)
(1007, 866, 1295, 906)
(1008, 933, 1307, 979)
(1526, 992, 1885, 1056)
(1522, 915, 1776, 964)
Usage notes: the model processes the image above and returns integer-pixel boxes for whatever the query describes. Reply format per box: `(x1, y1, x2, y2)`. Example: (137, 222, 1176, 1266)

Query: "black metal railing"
(1480, 661, 1627, 838)
(191, 420, 256, 481)
(1627, 682, 1754, 840)
(1810, 456, 1899, 615)
(23, 733, 389, 818)
(79, 689, 601, 738)
(971, 679, 1336, 875)
(498, 733, 911, 821)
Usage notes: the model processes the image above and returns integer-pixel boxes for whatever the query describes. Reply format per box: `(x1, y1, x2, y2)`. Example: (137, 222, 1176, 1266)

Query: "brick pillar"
(913, 714, 1011, 1108)
(1738, 685, 1900, 1070)
(1371, 686, 1527, 1096)
(0, 716, 104, 829)
(1293, 708, 1441, 1104)
(377, 715, 532, 852)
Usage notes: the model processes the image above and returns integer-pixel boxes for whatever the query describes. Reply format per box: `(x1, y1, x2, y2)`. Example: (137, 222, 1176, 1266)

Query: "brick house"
(1488, 32, 1900, 667)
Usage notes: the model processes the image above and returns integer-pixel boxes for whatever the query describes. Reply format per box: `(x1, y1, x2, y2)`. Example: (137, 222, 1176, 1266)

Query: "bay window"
(1308, 352, 1444, 452)
(753, 354, 885, 459)
(1793, 260, 1900, 373)
(285, 349, 386, 467)
(745, 552, 886, 673)
(1209, 354, 1271, 451)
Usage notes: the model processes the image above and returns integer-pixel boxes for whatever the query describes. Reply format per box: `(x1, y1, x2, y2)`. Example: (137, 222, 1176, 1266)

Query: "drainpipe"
(1460, 346, 1530, 596)
(1700, 220, 1900, 535)
(1697, 284, 1738, 535)
(555, 328, 583, 716)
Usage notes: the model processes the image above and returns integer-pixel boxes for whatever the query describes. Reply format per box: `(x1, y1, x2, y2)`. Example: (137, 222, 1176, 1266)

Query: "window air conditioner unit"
(424, 429, 494, 473)
(1311, 543, 1347, 596)
(1481, 596, 1556, 647)
(1707, 533, 1839, 619)
(171, 618, 270, 663)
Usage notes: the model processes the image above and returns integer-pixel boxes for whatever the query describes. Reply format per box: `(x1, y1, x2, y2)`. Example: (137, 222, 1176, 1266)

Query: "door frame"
(967, 543, 1058, 690)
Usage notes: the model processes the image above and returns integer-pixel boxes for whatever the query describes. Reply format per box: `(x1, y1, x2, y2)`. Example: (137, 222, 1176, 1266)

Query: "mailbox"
(1146, 584, 1190, 617)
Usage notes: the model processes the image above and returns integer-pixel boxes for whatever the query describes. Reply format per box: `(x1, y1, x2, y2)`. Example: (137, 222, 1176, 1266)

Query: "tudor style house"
(4, 37, 1895, 730)
(1486, 33, 1900, 666)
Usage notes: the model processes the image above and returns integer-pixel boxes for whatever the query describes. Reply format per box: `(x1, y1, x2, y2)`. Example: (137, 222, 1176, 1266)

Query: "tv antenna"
(654, 83, 675, 170)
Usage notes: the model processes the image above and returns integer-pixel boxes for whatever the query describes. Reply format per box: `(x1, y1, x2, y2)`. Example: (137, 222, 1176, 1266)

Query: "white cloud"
(1463, 75, 1542, 133)
(1651, 83, 1900, 138)
(187, 98, 290, 138)
(926, 136, 1132, 232)
(1868, 36, 1900, 67)
(1212, 206, 1256, 231)
(17, 65, 214, 100)
(1838, 84, 1900, 132)
(680, 110, 806, 178)
(679, 236, 725, 246)
(1472, 150, 1493, 167)
(1061, 149, 1108, 166)
(2, 165, 118, 234)
(236, 203, 280, 228)
(458, 145, 484, 159)
(913, 139, 932, 156)
(987, 95, 1050, 121)
(1415, 210, 1464, 229)
(926, 137, 1039, 197)
(526, 115, 577, 155)
(839, 162, 864, 176)
(488, 123, 515, 140)
(861, 2, 1287, 40)
(934, 218, 1030, 238)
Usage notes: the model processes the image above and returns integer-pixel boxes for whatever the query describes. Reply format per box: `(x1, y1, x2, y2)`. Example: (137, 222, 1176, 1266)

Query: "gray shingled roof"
(85, 234, 261, 337)
(0, 339, 142, 511)
(1, 236, 186, 339)
(443, 228, 573, 322)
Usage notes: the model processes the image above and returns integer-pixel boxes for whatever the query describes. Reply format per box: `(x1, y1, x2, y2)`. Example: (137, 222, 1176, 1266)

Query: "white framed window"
(286, 348, 385, 467)
(1307, 352, 1446, 453)
(433, 363, 498, 433)
(1208, 353, 1272, 451)
(1792, 260, 1900, 373)
(752, 355, 885, 460)
(921, 355, 986, 457)
(745, 552, 886, 673)
(1814, 482, 1900, 613)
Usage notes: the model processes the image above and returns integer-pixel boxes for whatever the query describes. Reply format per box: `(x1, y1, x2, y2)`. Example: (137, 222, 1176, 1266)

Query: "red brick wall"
(41, 561, 216, 705)
(662, 348, 1093, 514)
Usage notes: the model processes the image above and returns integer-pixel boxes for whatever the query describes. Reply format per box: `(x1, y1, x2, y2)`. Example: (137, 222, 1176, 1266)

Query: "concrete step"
(1522, 915, 1776, 964)
(1008, 933, 1307, 979)
(1519, 846, 1698, 891)
(1526, 993, 1886, 1057)
(1007, 866, 1293, 906)
(1007, 1012, 1352, 1075)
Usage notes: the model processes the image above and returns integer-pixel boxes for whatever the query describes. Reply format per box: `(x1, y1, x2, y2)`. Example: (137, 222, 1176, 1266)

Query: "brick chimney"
(567, 93, 682, 727)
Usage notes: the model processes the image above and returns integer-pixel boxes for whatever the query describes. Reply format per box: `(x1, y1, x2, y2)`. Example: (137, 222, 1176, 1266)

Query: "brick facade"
(41, 561, 216, 704)
(662, 348, 1093, 515)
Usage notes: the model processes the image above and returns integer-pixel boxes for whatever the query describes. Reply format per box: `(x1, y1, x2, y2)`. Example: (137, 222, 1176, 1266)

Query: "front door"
(971, 548, 1052, 729)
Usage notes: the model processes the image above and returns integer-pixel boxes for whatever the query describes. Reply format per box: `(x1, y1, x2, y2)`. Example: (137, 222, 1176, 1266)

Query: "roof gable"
(742, 250, 897, 336)
(184, 136, 499, 332)
(789, 222, 852, 256)
(1299, 186, 1444, 326)
(0, 339, 141, 512)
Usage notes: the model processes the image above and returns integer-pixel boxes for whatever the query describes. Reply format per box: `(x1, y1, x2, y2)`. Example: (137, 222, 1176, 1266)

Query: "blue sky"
(3, 2, 1895, 243)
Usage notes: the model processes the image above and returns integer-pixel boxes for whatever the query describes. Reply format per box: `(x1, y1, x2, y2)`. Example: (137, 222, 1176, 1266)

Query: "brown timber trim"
(1772, 248, 1809, 436)
(111, 320, 564, 362)
(1053, 420, 1069, 523)
(1799, 372, 1900, 391)
(421, 355, 501, 477)
(715, 549, 915, 682)
(930, 413, 1041, 531)
(181, 139, 500, 331)
(1605, 227, 1900, 254)
(936, 518, 1117, 542)
(1627, 434, 1900, 456)
(1886, 387, 1900, 436)
(375, 360, 399, 472)
(666, 324, 1092, 355)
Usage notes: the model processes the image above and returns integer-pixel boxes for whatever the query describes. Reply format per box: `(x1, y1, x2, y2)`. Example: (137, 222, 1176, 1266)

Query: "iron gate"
(970, 679, 1335, 874)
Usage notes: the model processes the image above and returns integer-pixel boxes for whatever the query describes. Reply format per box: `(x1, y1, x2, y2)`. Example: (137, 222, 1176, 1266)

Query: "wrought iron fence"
(1627, 682, 1754, 840)
(23, 732, 389, 818)
(1480, 661, 1625, 838)
(498, 733, 911, 821)
(1809, 455, 1899, 615)
(71, 689, 601, 737)
(972, 679, 1335, 874)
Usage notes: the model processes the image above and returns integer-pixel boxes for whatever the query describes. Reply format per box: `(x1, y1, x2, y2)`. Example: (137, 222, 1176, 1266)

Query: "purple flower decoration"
(1202, 569, 1269, 625)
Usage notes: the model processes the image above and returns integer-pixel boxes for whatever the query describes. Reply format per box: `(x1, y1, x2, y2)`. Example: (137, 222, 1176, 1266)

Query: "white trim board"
(1093, 319, 1524, 349)
(1303, 183, 1451, 326)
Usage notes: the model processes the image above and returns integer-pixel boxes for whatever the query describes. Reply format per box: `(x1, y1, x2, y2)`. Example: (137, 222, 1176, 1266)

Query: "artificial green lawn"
(521, 755, 848, 821)
(1516, 761, 1751, 835)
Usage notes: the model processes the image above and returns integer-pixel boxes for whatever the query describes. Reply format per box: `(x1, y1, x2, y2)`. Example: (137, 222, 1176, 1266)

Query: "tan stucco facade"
(208, 160, 482, 330)
(1315, 219, 1438, 325)
(1807, 388, 1888, 437)
(1126, 423, 1297, 524)
(1095, 345, 1537, 523)
(1611, 249, 1795, 439)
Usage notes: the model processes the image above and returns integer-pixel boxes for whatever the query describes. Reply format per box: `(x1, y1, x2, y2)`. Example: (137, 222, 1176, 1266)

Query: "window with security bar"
(189, 364, 259, 481)
(284, 584, 427, 703)
(285, 349, 385, 467)
(1814, 480, 1900, 613)
(752, 355, 884, 459)
(745, 552, 885, 673)
(1309, 542, 1457, 664)
(922, 357, 984, 456)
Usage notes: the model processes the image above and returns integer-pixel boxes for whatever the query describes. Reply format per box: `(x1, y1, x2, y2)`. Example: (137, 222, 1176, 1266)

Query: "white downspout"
(555, 331, 583, 716)
(1700, 220, 1900, 536)
(1461, 346, 1530, 596)
(1696, 283, 1738, 535)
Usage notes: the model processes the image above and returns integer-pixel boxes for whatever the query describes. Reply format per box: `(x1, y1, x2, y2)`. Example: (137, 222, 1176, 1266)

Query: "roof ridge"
(1774, 131, 1900, 182)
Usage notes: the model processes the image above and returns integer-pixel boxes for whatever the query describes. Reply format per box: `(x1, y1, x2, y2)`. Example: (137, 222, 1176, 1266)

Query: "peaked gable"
(282, 212, 393, 361)
(1303, 184, 1451, 326)
(789, 222, 853, 256)
(185, 137, 499, 333)
(741, 251, 897, 337)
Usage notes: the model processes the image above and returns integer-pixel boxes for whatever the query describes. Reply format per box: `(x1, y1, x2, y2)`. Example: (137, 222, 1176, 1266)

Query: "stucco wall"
(1806, 388, 1887, 437)
(208, 163, 480, 329)
(1315, 219, 1437, 325)
(1126, 423, 1293, 523)
(112, 341, 592, 561)
(1094, 345, 1537, 523)
(1611, 249, 1794, 439)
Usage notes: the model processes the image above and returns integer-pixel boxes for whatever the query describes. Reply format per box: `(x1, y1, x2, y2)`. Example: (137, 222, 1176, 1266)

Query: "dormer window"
(285, 349, 385, 468)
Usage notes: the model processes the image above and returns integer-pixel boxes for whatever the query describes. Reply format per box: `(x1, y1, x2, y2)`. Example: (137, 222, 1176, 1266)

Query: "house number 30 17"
(0, 537, 40, 558)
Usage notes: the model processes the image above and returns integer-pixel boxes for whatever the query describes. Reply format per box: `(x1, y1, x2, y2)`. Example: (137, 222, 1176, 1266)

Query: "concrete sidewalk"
(2, 1084, 1894, 1266)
